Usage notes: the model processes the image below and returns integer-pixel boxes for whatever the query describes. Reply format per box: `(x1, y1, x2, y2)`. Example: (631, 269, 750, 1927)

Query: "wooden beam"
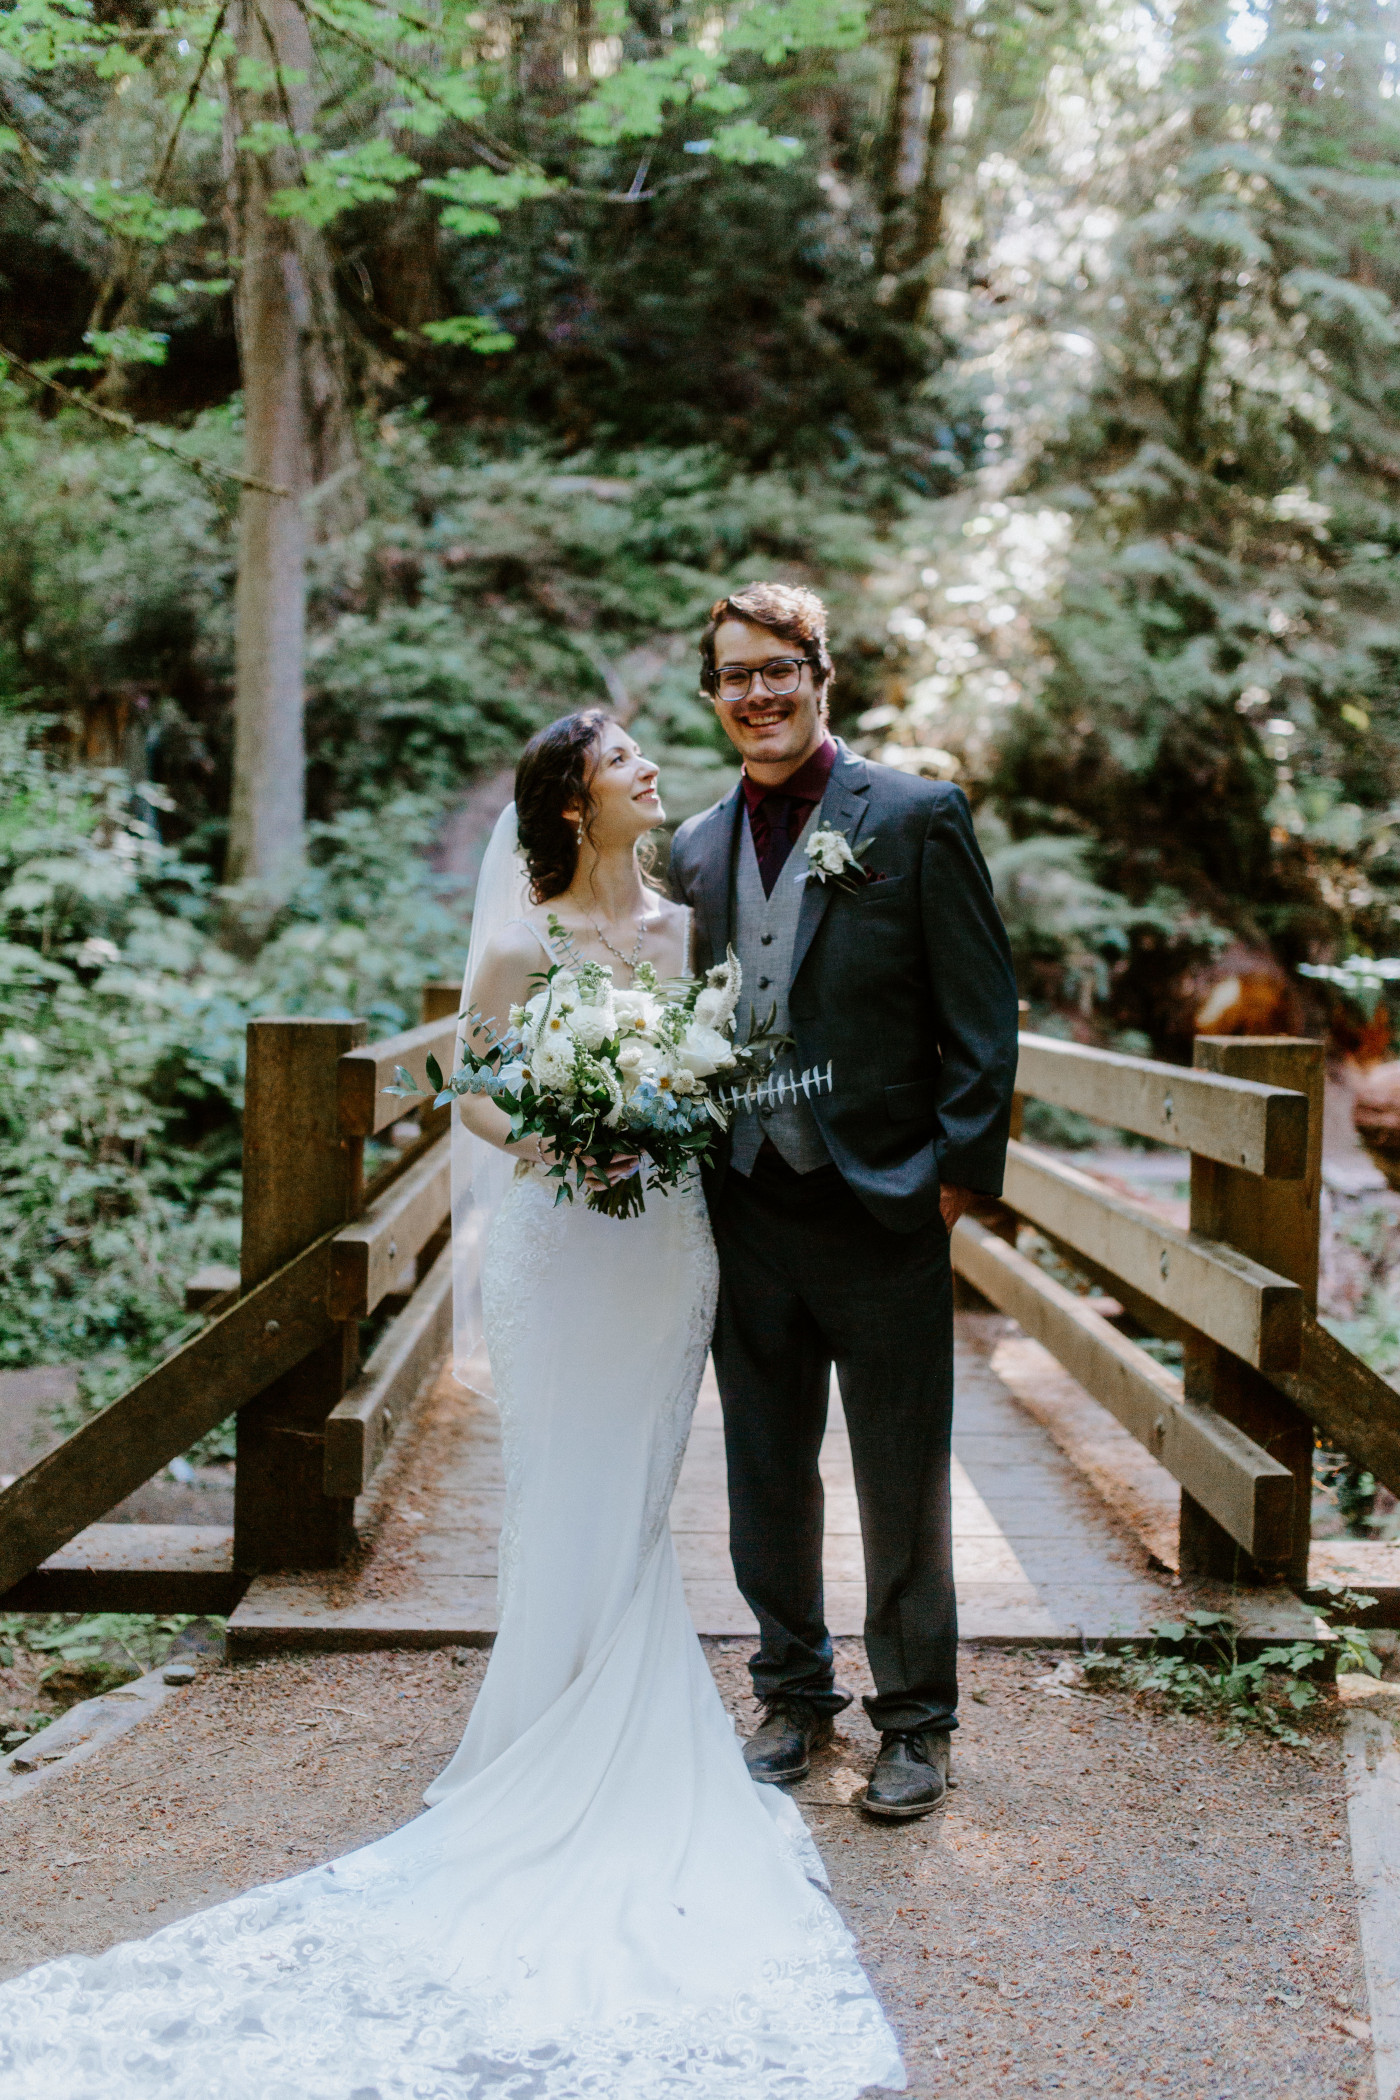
(338, 1016, 458, 1139)
(1181, 1037, 1323, 1586)
(1003, 1139, 1303, 1374)
(951, 1218, 1297, 1563)
(0, 1233, 337, 1599)
(0, 1525, 246, 1614)
(328, 1135, 451, 1322)
(1015, 1033, 1309, 1177)
(324, 1241, 453, 1496)
(1271, 1316, 1400, 1503)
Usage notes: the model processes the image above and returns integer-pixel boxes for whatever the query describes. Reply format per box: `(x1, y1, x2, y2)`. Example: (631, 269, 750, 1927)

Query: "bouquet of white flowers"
(421, 940, 759, 1218)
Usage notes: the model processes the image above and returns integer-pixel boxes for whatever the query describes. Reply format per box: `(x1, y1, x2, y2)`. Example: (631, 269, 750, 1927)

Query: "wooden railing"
(2, 1017, 1398, 1612)
(0, 986, 463, 1613)
(953, 1033, 1400, 1584)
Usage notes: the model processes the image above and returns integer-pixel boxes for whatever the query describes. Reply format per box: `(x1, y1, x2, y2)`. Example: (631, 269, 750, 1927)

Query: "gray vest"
(729, 804, 833, 1176)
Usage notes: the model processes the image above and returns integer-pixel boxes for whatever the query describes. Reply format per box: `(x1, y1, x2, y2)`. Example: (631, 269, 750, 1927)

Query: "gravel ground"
(0, 1639, 1375, 2098)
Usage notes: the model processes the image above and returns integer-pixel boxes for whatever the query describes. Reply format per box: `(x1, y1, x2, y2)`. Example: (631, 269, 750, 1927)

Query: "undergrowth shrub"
(0, 722, 468, 1412)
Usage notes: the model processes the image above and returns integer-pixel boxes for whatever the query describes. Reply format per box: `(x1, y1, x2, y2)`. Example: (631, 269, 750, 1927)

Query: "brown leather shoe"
(742, 1698, 834, 1784)
(861, 1729, 950, 1819)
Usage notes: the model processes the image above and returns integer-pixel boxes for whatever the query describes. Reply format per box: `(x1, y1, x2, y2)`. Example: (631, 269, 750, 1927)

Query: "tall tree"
(224, 0, 360, 893)
(0, 0, 871, 894)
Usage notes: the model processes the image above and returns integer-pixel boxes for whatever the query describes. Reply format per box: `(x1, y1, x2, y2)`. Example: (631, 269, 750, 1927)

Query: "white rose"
(616, 1040, 646, 1076)
(806, 826, 858, 878)
(676, 1021, 737, 1080)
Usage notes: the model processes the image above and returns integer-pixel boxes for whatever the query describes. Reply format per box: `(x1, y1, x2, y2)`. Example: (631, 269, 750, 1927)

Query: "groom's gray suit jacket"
(669, 740, 1020, 1235)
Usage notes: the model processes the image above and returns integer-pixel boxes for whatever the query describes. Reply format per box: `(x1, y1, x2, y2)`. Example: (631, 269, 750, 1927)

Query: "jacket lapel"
(688, 781, 743, 967)
(789, 742, 872, 985)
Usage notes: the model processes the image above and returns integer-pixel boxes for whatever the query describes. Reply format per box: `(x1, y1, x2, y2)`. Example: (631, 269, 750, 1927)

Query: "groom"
(670, 582, 1019, 1819)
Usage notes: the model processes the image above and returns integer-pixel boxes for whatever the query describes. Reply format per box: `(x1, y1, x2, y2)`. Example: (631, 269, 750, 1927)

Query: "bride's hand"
(583, 1152, 641, 1191)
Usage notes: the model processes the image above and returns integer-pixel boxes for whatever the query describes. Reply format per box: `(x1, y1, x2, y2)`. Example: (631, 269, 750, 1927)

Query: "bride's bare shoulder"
(475, 918, 551, 982)
(649, 893, 691, 933)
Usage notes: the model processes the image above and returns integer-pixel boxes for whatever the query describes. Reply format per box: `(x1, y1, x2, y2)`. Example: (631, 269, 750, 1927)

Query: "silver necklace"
(590, 916, 646, 974)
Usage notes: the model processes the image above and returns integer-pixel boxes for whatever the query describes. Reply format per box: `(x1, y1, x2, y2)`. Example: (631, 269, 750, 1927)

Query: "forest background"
(4, 0, 1400, 1443)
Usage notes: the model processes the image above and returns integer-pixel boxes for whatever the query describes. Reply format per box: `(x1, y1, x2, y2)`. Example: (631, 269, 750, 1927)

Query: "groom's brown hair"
(699, 583, 835, 696)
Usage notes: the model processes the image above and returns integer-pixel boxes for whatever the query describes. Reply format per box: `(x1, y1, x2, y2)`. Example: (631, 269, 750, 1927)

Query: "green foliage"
(0, 0, 964, 472)
(269, 140, 424, 228)
(0, 1610, 211, 1683)
(0, 718, 469, 1405)
(420, 316, 516, 352)
(988, 0, 1400, 1006)
(0, 1611, 218, 1739)
(1084, 1602, 1380, 1747)
(980, 820, 1229, 1016)
(0, 403, 938, 842)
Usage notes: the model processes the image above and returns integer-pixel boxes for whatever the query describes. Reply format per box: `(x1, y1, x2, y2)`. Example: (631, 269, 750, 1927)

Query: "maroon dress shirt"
(741, 736, 838, 898)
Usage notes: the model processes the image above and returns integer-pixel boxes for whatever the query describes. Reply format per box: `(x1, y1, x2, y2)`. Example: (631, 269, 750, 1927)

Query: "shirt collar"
(741, 735, 838, 811)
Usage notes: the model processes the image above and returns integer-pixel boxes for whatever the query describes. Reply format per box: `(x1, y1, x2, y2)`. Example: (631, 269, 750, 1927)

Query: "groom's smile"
(708, 616, 829, 785)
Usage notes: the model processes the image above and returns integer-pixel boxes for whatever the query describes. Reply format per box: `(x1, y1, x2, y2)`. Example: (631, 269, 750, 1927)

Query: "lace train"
(0, 1175, 905, 2099)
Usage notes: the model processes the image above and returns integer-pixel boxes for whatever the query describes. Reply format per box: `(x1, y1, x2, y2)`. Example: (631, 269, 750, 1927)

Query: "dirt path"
(0, 1639, 1373, 2097)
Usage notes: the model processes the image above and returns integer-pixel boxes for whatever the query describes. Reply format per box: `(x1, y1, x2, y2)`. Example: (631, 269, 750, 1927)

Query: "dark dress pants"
(711, 1147, 958, 1735)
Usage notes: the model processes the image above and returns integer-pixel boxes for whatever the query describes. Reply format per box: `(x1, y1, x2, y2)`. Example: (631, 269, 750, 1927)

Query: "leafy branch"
(0, 341, 293, 497)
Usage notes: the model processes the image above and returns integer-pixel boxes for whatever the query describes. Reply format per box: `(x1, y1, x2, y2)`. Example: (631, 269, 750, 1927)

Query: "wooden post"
(1180, 1036, 1322, 1588)
(421, 981, 462, 1024)
(234, 1016, 366, 1572)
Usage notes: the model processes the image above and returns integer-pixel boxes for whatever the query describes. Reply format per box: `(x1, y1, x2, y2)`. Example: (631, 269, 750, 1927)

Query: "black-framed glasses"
(712, 656, 811, 704)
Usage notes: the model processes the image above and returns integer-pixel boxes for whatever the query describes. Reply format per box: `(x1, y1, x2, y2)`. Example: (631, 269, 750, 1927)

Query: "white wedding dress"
(0, 1168, 906, 2096)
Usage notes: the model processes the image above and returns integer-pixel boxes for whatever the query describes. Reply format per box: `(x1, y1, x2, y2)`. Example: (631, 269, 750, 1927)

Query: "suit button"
(758, 976, 770, 989)
(760, 933, 773, 946)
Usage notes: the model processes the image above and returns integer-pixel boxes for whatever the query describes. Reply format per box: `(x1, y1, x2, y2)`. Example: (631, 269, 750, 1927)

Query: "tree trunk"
(875, 14, 961, 319)
(224, 0, 359, 900)
(875, 36, 928, 275)
(888, 10, 961, 322)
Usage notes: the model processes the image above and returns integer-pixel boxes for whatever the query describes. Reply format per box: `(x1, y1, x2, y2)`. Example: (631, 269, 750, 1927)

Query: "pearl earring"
(575, 820, 585, 843)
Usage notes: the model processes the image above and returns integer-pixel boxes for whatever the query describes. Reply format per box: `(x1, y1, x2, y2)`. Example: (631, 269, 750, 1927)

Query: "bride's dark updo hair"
(514, 708, 612, 904)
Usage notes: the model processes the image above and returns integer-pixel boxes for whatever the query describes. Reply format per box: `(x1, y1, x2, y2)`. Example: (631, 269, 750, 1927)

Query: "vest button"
(760, 933, 774, 945)
(758, 977, 770, 989)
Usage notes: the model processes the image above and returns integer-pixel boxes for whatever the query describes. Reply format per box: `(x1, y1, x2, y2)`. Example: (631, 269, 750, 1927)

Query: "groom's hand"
(939, 1184, 974, 1234)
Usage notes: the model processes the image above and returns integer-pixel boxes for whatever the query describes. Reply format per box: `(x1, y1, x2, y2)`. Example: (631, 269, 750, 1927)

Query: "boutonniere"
(799, 823, 877, 894)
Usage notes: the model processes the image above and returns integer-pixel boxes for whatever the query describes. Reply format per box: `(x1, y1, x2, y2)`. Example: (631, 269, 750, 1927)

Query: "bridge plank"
(0, 1235, 336, 1599)
(1015, 1034, 1308, 1177)
(338, 1017, 458, 1139)
(0, 1524, 245, 1613)
(324, 1240, 454, 1496)
(1003, 1140, 1303, 1373)
(328, 1135, 451, 1321)
(951, 1218, 1296, 1562)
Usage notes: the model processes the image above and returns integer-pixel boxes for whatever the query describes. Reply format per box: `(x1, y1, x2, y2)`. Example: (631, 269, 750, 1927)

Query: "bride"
(0, 709, 905, 2100)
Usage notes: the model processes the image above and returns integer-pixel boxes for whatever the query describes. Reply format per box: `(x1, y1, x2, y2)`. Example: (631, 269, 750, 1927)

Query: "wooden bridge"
(3, 998, 1398, 1644)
